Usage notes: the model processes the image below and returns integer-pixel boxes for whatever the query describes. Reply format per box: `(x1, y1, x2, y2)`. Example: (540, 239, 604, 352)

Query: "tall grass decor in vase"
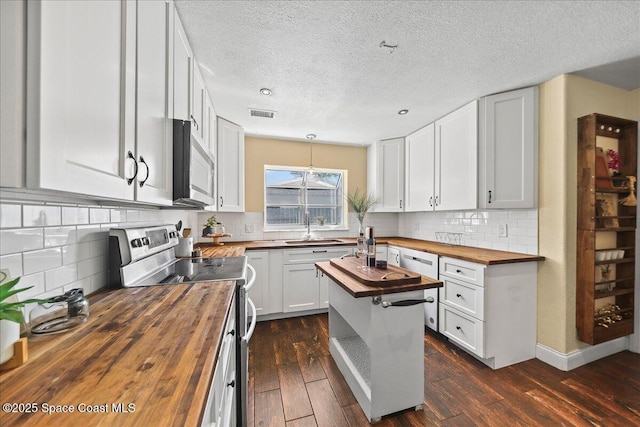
(347, 188, 377, 235)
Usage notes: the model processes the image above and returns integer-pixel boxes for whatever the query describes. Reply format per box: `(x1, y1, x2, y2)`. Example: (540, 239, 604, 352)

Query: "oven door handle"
(242, 297, 257, 342)
(243, 264, 256, 293)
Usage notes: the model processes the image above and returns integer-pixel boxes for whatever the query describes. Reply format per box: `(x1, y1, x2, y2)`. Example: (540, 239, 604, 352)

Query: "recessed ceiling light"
(398, 109, 409, 115)
(306, 134, 316, 140)
(260, 88, 272, 96)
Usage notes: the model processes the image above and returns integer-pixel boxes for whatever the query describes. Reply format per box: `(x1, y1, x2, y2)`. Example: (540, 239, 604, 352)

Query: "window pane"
(266, 187, 302, 205)
(266, 206, 303, 224)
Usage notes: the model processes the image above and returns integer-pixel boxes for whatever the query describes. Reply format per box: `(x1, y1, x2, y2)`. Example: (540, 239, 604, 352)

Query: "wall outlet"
(498, 224, 508, 237)
(245, 224, 255, 233)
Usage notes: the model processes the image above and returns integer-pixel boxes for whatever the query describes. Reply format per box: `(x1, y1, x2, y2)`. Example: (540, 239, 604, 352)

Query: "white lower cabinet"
(387, 246, 400, 267)
(282, 247, 352, 313)
(246, 251, 270, 316)
(437, 257, 537, 369)
(203, 294, 236, 427)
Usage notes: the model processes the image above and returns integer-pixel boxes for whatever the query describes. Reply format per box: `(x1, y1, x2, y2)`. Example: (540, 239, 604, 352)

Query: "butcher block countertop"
(202, 236, 544, 265)
(0, 246, 244, 427)
(316, 260, 442, 297)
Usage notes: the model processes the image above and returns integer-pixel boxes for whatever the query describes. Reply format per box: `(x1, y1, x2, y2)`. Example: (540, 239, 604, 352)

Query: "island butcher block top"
(316, 259, 442, 297)
(0, 281, 235, 427)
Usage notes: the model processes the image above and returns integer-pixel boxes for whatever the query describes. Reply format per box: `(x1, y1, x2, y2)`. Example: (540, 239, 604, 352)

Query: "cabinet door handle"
(456, 293, 462, 298)
(138, 156, 150, 188)
(190, 114, 199, 131)
(126, 151, 138, 185)
(227, 329, 235, 336)
(399, 199, 403, 209)
(226, 380, 235, 388)
(316, 268, 319, 278)
(313, 250, 328, 253)
(435, 196, 439, 206)
(429, 196, 433, 207)
(488, 190, 492, 204)
(220, 196, 224, 207)
(456, 326, 462, 331)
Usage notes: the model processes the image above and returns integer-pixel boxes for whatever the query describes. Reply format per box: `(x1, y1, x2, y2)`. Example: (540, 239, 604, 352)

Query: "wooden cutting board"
(329, 257, 421, 286)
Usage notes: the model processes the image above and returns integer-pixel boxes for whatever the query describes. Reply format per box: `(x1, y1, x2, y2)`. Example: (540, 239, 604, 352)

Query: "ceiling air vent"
(249, 108, 276, 118)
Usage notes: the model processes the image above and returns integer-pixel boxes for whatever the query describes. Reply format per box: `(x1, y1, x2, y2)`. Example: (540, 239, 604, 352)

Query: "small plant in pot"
(0, 272, 46, 364)
(203, 216, 218, 237)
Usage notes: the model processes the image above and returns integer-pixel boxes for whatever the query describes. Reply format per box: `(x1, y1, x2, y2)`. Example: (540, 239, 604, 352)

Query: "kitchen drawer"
(283, 247, 352, 264)
(439, 304, 485, 357)
(440, 277, 484, 320)
(439, 257, 485, 287)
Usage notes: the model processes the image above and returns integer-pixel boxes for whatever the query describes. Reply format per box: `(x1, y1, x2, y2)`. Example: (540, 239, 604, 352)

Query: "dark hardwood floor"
(248, 314, 640, 426)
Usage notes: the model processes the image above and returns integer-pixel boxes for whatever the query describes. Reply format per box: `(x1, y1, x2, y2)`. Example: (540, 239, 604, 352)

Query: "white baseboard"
(536, 337, 630, 371)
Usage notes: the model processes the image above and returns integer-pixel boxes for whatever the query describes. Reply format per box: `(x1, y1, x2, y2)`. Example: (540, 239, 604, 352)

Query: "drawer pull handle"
(456, 269, 463, 274)
(226, 380, 235, 388)
(227, 329, 235, 336)
(456, 294, 462, 298)
(313, 250, 328, 253)
(456, 326, 462, 331)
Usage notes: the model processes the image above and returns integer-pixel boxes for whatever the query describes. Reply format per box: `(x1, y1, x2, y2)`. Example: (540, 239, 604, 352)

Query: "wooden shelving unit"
(577, 113, 637, 345)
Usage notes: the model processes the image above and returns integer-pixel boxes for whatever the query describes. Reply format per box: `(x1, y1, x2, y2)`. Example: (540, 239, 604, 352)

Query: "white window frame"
(263, 165, 348, 231)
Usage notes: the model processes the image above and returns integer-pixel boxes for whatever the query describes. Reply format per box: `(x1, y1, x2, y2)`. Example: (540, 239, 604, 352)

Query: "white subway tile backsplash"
(45, 264, 78, 291)
(23, 205, 61, 226)
(90, 239, 109, 258)
(90, 208, 110, 224)
(0, 203, 22, 228)
(44, 226, 77, 247)
(23, 247, 62, 275)
(76, 225, 104, 242)
(78, 256, 102, 279)
(0, 254, 23, 278)
(0, 228, 44, 255)
(19, 272, 45, 298)
(62, 206, 89, 225)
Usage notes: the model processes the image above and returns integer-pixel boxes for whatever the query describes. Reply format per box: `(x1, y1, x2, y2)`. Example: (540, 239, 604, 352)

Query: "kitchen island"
(316, 258, 442, 423)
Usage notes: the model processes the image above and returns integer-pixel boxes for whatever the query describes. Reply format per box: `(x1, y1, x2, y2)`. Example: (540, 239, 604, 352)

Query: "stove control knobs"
(141, 237, 150, 245)
(131, 238, 143, 248)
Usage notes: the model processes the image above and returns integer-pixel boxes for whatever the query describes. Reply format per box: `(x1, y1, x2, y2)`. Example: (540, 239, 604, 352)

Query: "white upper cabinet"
(135, 0, 173, 205)
(25, 0, 173, 204)
(191, 63, 206, 143)
(404, 123, 435, 211)
(26, 0, 135, 200)
(172, 7, 191, 121)
(375, 137, 405, 212)
(434, 100, 478, 211)
(217, 117, 245, 212)
(205, 91, 217, 159)
(479, 87, 538, 209)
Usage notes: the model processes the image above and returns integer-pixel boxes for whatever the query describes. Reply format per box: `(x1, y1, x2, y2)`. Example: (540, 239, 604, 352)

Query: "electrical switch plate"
(245, 224, 255, 233)
(498, 224, 508, 237)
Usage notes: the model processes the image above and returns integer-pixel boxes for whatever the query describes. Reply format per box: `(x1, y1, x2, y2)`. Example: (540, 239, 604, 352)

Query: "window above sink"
(264, 165, 348, 231)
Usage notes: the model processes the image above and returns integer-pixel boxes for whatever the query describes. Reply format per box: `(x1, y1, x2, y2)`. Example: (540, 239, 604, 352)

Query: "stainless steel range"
(108, 224, 256, 426)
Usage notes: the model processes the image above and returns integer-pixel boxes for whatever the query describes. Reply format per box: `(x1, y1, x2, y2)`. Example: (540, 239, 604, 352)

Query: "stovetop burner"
(134, 256, 248, 287)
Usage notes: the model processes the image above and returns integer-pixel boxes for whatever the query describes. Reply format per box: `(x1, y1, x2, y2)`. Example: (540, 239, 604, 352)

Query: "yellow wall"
(244, 136, 368, 212)
(538, 74, 639, 353)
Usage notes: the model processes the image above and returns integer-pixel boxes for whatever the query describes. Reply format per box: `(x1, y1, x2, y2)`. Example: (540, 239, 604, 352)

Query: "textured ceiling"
(174, 0, 640, 146)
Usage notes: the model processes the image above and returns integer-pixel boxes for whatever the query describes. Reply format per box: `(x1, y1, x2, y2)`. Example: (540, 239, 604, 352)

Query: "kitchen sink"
(284, 239, 344, 244)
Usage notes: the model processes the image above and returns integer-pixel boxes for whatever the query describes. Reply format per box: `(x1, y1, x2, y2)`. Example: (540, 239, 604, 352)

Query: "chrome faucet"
(302, 210, 312, 241)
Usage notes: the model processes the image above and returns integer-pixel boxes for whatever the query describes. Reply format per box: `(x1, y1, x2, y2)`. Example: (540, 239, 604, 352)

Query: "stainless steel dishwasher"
(398, 247, 439, 331)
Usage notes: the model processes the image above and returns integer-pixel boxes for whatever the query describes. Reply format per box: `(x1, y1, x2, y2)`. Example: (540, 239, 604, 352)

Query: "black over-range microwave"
(172, 119, 215, 208)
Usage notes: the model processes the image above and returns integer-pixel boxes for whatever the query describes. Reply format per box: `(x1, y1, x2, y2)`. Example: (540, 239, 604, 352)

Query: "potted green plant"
(203, 215, 218, 237)
(316, 216, 326, 226)
(0, 272, 46, 364)
(347, 188, 377, 234)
